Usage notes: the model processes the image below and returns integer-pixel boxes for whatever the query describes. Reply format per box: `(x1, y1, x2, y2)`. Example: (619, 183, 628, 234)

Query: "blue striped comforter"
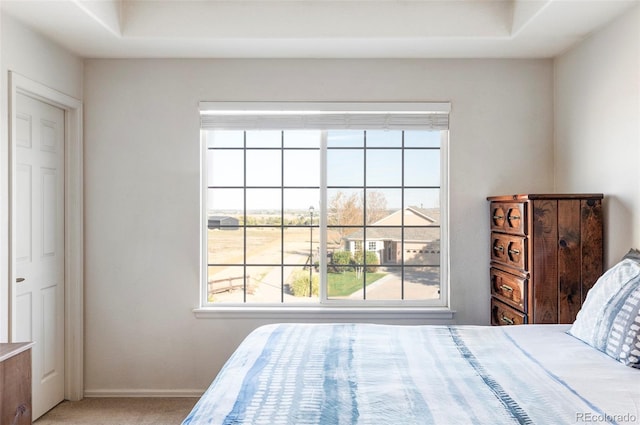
(183, 324, 639, 425)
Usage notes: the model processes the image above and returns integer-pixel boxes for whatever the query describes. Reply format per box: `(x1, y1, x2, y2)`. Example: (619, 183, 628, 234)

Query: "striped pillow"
(605, 284, 640, 367)
(568, 259, 640, 368)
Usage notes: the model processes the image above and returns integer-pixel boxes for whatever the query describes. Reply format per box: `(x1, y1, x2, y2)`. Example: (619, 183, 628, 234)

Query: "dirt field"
(207, 227, 314, 302)
(206, 226, 440, 303)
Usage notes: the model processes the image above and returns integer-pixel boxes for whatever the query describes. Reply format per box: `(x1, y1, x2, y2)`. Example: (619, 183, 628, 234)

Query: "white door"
(12, 92, 65, 420)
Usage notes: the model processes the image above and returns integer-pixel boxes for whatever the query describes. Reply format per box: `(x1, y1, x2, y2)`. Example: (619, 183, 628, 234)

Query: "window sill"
(193, 306, 456, 322)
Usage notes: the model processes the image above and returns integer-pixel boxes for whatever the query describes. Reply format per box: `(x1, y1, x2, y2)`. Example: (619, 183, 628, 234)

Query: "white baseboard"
(83, 389, 203, 398)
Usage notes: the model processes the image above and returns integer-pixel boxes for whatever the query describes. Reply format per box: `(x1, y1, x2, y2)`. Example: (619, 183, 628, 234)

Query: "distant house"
(343, 207, 440, 266)
(207, 216, 240, 230)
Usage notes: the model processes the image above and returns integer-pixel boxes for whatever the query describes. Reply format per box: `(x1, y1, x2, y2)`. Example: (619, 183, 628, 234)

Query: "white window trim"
(197, 102, 452, 318)
(192, 306, 455, 321)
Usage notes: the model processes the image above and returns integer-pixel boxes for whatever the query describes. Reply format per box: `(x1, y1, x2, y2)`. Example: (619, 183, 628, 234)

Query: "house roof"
(208, 215, 238, 221)
(345, 226, 440, 243)
(345, 206, 440, 242)
(370, 206, 440, 225)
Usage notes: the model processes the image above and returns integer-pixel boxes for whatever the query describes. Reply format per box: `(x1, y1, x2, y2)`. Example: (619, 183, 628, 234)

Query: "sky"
(206, 129, 441, 212)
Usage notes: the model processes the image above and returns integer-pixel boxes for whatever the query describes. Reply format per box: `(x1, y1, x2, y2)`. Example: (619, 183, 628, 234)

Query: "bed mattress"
(182, 323, 639, 424)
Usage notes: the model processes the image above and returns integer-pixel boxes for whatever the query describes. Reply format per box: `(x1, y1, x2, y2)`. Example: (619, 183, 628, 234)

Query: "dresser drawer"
(490, 268, 527, 311)
(491, 298, 526, 326)
(490, 202, 526, 235)
(490, 233, 527, 271)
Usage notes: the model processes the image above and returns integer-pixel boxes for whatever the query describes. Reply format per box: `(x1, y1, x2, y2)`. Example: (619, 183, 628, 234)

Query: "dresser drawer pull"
(493, 245, 504, 252)
(500, 284, 513, 292)
(501, 316, 515, 325)
(508, 248, 520, 255)
(508, 215, 520, 220)
(493, 215, 504, 220)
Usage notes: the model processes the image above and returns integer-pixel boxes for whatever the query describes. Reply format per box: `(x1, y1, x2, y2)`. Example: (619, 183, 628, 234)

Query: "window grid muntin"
(207, 131, 319, 304)
(206, 129, 441, 304)
(324, 131, 441, 302)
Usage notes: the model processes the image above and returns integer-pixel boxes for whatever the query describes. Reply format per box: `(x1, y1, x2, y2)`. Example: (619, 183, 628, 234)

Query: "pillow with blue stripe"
(568, 258, 640, 368)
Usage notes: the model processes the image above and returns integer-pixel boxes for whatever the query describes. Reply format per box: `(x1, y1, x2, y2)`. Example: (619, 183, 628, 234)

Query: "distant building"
(207, 216, 239, 230)
(343, 207, 440, 265)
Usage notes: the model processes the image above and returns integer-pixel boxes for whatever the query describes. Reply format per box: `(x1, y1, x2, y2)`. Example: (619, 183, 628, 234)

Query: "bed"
(184, 256, 640, 424)
(182, 323, 639, 425)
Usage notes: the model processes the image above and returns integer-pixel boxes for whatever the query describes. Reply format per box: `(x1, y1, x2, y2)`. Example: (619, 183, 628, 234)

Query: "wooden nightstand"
(0, 343, 33, 425)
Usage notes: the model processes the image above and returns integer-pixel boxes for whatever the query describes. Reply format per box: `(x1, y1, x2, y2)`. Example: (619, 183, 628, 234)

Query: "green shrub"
(332, 251, 352, 265)
(289, 270, 319, 297)
(353, 251, 380, 272)
(331, 251, 353, 270)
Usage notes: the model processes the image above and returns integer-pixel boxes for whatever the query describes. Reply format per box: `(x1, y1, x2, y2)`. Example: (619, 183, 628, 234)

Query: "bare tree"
(365, 191, 389, 224)
(327, 190, 389, 243)
(328, 191, 361, 243)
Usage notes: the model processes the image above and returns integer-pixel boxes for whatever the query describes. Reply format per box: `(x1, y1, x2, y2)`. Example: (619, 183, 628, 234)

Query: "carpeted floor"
(33, 397, 198, 425)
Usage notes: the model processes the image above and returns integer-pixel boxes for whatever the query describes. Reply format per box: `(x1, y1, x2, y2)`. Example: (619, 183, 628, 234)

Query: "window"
(200, 103, 449, 307)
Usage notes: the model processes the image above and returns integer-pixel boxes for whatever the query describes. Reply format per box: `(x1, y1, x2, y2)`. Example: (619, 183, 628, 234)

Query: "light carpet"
(33, 397, 198, 425)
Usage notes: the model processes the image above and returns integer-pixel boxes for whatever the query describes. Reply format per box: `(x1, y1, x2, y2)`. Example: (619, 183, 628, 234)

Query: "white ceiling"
(1, 0, 638, 59)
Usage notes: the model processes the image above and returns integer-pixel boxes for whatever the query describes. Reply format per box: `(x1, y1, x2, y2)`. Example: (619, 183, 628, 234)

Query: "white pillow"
(568, 258, 640, 367)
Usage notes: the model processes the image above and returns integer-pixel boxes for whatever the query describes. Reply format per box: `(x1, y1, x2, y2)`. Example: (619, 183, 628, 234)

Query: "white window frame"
(195, 102, 453, 320)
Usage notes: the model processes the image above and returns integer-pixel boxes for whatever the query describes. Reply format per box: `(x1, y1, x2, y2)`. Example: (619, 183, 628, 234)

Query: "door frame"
(8, 71, 84, 401)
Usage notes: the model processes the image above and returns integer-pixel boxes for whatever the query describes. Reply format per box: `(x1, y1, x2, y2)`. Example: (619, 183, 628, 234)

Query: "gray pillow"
(622, 248, 640, 263)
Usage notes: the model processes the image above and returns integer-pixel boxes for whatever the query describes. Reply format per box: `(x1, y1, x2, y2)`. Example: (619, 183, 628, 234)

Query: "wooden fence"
(208, 275, 254, 295)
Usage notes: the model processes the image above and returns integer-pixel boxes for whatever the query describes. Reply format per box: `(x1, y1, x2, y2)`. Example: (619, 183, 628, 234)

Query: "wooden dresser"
(487, 194, 603, 325)
(0, 343, 33, 425)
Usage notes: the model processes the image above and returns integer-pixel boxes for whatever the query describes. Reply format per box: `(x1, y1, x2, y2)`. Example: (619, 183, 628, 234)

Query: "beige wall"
(83, 58, 554, 394)
(554, 5, 640, 267)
